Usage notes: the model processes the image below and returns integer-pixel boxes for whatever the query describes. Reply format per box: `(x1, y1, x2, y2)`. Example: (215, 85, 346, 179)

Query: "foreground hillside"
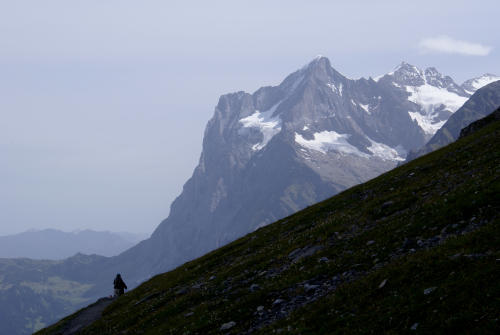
(38, 116, 499, 334)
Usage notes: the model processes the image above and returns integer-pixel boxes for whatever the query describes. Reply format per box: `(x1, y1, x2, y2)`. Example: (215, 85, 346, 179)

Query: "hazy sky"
(1, 0, 498, 235)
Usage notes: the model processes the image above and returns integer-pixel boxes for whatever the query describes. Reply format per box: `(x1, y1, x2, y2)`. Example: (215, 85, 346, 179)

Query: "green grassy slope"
(37, 119, 500, 334)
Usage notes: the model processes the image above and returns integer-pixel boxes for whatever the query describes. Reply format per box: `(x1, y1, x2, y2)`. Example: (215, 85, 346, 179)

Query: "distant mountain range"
(0, 229, 147, 259)
(1, 57, 499, 335)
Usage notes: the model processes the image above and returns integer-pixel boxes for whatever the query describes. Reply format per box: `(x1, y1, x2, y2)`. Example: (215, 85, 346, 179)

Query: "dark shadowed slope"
(38, 107, 500, 334)
(49, 297, 114, 335)
(459, 107, 500, 138)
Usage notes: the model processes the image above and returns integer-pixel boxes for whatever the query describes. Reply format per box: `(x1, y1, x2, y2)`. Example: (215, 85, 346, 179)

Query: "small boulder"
(249, 284, 260, 292)
(288, 245, 324, 263)
(382, 200, 394, 209)
(175, 287, 188, 295)
(220, 321, 236, 331)
(273, 298, 284, 305)
(304, 283, 319, 292)
(423, 287, 437, 295)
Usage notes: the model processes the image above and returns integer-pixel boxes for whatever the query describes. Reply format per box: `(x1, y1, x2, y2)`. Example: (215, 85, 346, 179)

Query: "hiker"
(113, 273, 127, 297)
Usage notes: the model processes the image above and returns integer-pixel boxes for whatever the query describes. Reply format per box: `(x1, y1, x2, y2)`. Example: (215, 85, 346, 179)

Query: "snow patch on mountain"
(367, 139, 405, 161)
(295, 131, 404, 162)
(239, 102, 282, 151)
(469, 75, 500, 90)
(328, 83, 343, 96)
(406, 84, 467, 136)
(351, 99, 371, 114)
(462, 74, 500, 94)
(406, 84, 466, 112)
(373, 63, 471, 137)
(295, 131, 367, 157)
(359, 103, 371, 114)
(407, 111, 445, 136)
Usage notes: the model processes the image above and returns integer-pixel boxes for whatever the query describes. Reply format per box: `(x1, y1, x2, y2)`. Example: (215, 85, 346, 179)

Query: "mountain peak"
(424, 67, 441, 77)
(462, 73, 500, 94)
(394, 61, 421, 74)
(423, 66, 460, 90)
(390, 61, 425, 86)
(299, 55, 347, 86)
(374, 62, 425, 83)
(304, 55, 332, 72)
(310, 54, 329, 63)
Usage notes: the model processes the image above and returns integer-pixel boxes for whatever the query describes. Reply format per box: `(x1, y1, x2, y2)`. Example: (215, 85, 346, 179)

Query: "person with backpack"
(113, 273, 127, 297)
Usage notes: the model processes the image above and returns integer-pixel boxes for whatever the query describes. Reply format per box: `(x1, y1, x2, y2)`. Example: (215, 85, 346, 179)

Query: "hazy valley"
(0, 229, 147, 260)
